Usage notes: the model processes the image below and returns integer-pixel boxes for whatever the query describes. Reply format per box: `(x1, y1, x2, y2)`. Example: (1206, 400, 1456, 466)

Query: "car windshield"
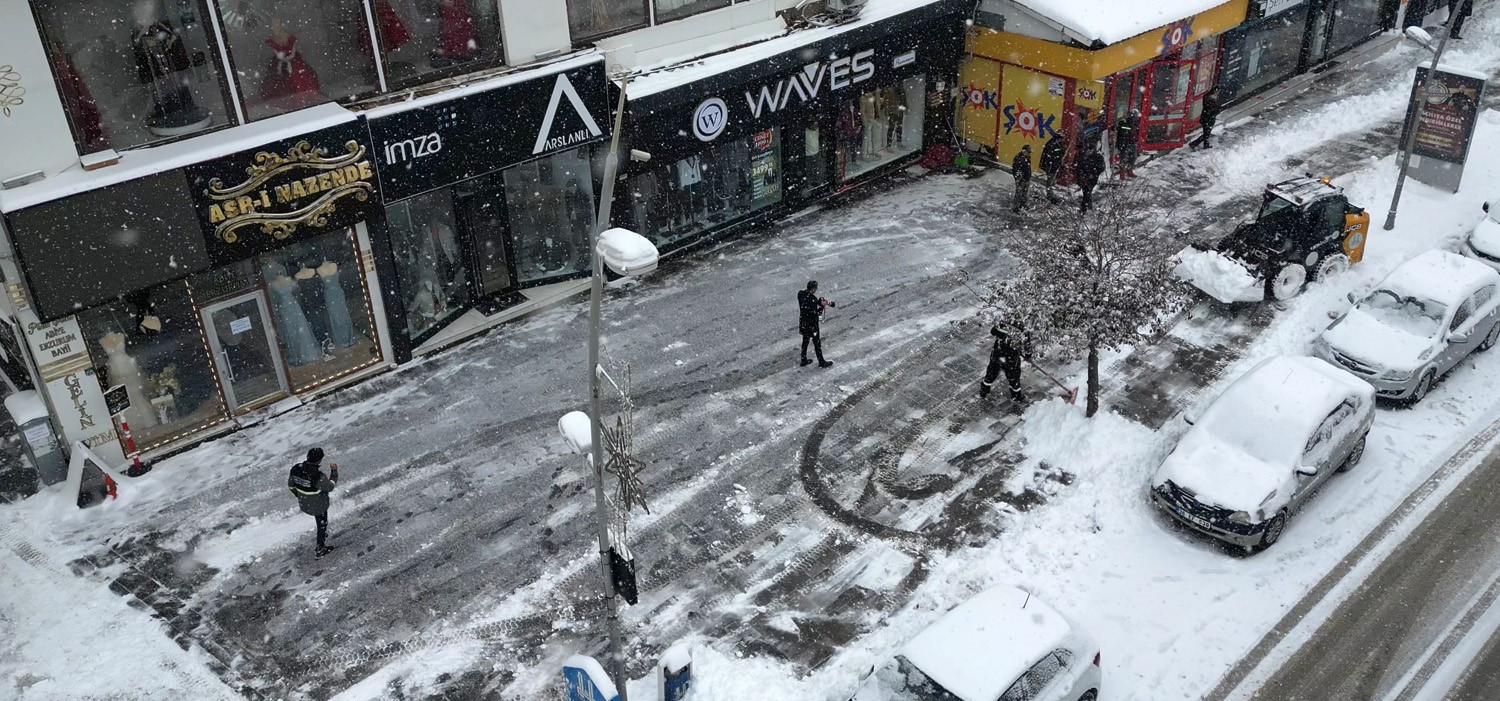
(854, 656, 962, 701)
(1359, 289, 1447, 338)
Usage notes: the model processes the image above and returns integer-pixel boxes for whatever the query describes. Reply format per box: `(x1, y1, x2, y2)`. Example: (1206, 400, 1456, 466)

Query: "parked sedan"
(1462, 200, 1500, 271)
(1314, 249, 1500, 403)
(851, 586, 1100, 701)
(1151, 356, 1374, 553)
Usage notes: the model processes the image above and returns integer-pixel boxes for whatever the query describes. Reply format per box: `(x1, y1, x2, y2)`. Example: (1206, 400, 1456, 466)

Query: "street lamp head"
(559, 411, 593, 455)
(597, 228, 661, 277)
(1404, 26, 1437, 52)
(629, 149, 652, 162)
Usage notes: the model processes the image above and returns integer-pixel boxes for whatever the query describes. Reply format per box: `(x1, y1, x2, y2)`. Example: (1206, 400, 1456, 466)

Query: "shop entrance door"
(1143, 60, 1194, 149)
(201, 291, 289, 415)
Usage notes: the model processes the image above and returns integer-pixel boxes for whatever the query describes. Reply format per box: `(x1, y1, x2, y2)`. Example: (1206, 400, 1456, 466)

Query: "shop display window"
(1328, 0, 1383, 55)
(77, 281, 228, 451)
(258, 229, 382, 391)
(372, 0, 503, 86)
(566, 0, 649, 42)
(387, 190, 471, 340)
(216, 0, 380, 121)
(627, 127, 783, 251)
(504, 148, 598, 285)
(33, 0, 231, 152)
(653, 0, 730, 24)
(837, 76, 926, 182)
(1225, 6, 1309, 101)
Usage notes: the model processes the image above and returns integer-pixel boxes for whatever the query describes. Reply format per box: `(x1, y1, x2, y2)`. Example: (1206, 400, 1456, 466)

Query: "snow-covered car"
(1314, 250, 1500, 403)
(851, 585, 1100, 701)
(1151, 356, 1374, 553)
(1461, 201, 1500, 272)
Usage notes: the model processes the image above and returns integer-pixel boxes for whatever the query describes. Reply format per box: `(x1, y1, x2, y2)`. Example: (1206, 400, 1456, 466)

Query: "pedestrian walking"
(1040, 136, 1067, 203)
(1116, 109, 1140, 179)
(1191, 87, 1222, 150)
(1011, 144, 1033, 213)
(1075, 146, 1106, 213)
(798, 280, 834, 368)
(288, 447, 339, 558)
(980, 320, 1028, 400)
(1449, 0, 1472, 39)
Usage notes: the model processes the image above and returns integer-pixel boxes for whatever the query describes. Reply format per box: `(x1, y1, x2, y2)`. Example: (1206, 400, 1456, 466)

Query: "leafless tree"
(972, 187, 1186, 416)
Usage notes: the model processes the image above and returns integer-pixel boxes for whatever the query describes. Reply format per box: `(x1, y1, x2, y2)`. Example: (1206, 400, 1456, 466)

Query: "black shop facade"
(618, 1, 966, 255)
(362, 56, 612, 354)
(2, 116, 394, 460)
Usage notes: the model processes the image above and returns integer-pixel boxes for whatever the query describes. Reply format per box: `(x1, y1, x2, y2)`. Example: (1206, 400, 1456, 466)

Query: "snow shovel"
(1025, 358, 1078, 404)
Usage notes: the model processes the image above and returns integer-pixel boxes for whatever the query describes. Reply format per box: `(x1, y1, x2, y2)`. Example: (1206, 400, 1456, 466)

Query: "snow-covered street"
(7, 6, 1500, 701)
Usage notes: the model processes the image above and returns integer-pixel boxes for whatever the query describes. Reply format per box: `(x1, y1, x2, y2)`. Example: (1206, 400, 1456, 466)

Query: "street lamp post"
(1383, 15, 1458, 231)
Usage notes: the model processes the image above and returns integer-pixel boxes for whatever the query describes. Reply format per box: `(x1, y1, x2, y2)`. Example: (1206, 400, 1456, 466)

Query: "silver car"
(1462, 200, 1500, 272)
(1314, 250, 1500, 403)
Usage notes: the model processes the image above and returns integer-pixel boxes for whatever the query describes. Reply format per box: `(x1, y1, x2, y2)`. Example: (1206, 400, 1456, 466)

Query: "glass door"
(1143, 60, 1194, 150)
(201, 291, 289, 414)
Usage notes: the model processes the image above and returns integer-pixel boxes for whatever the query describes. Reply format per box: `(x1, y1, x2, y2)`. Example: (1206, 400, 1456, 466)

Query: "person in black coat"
(1191, 87, 1222, 150)
(797, 280, 834, 368)
(1075, 146, 1106, 213)
(1039, 136, 1067, 203)
(1449, 0, 1472, 39)
(1011, 145, 1033, 214)
(981, 320, 1029, 400)
(288, 447, 339, 557)
(1115, 109, 1140, 179)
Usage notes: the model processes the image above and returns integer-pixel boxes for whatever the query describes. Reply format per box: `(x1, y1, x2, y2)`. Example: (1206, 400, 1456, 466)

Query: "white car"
(851, 586, 1100, 701)
(1462, 200, 1500, 271)
(1151, 356, 1374, 553)
(1314, 250, 1500, 403)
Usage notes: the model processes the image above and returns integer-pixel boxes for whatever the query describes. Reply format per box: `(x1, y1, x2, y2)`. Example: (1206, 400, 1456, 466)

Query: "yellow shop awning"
(971, 0, 1248, 81)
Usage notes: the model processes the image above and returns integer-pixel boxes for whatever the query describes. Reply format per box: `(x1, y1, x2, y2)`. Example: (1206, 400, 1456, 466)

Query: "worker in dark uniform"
(981, 320, 1028, 400)
(1011, 144, 1033, 213)
(1075, 145, 1106, 213)
(1191, 87, 1222, 150)
(288, 447, 339, 558)
(798, 280, 834, 368)
(1116, 109, 1141, 179)
(1039, 135, 1067, 203)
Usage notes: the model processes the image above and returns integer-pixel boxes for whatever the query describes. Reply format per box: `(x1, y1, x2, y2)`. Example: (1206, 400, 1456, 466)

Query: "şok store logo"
(693, 97, 729, 141)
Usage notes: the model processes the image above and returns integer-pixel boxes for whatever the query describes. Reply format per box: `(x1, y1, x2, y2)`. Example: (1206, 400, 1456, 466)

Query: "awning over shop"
(972, 0, 1248, 81)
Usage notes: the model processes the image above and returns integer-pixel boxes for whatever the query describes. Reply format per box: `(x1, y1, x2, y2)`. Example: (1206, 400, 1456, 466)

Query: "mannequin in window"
(98, 331, 157, 431)
(259, 18, 322, 106)
(318, 259, 357, 348)
(294, 261, 333, 360)
(54, 42, 110, 151)
(132, 0, 211, 137)
(838, 101, 863, 167)
(415, 204, 462, 298)
(436, 0, 481, 65)
(263, 261, 320, 366)
(358, 1, 411, 56)
(675, 155, 703, 227)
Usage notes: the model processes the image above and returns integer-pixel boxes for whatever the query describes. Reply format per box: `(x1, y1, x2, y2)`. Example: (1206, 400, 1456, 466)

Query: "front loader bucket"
(1173, 246, 1266, 304)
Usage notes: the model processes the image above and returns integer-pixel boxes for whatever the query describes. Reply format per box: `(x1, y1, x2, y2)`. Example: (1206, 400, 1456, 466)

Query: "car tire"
(1337, 434, 1368, 473)
(1480, 323, 1500, 352)
(1267, 263, 1307, 301)
(1316, 253, 1350, 281)
(1409, 371, 1436, 405)
(1256, 511, 1288, 552)
(1078, 691, 1098, 701)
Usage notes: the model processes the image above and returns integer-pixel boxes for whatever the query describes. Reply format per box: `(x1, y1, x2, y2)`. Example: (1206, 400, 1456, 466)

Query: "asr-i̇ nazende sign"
(185, 120, 381, 264)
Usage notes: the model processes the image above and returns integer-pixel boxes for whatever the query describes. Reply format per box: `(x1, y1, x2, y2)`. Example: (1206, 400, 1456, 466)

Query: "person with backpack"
(288, 447, 339, 558)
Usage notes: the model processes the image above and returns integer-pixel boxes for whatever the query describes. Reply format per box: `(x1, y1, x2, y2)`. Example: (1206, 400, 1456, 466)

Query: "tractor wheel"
(1317, 253, 1350, 281)
(1267, 263, 1308, 301)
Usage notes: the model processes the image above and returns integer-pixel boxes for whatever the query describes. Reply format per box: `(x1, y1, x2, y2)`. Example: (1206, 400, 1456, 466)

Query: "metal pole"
(1383, 11, 1457, 231)
(588, 72, 631, 701)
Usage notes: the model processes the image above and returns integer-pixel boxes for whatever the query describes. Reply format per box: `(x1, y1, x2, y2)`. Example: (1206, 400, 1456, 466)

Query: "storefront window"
(372, 0, 503, 86)
(653, 0, 730, 24)
(837, 76, 926, 182)
(257, 229, 382, 391)
(453, 178, 517, 297)
(627, 127, 783, 250)
(1220, 5, 1309, 102)
(77, 281, 227, 450)
(33, 0, 231, 152)
(216, 0, 380, 121)
(566, 0, 649, 42)
(1328, 0, 1383, 55)
(387, 190, 470, 340)
(504, 148, 597, 285)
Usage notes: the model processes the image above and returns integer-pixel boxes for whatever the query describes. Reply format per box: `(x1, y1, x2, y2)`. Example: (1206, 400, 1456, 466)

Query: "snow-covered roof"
(1011, 0, 1229, 45)
(902, 586, 1072, 701)
(627, 0, 955, 100)
(0, 102, 356, 213)
(1380, 249, 1498, 309)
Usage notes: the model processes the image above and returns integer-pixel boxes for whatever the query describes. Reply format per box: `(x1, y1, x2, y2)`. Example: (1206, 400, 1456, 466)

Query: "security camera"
(630, 149, 652, 162)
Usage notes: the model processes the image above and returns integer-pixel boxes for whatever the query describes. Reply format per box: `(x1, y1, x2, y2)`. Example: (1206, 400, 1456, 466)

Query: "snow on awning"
(0, 102, 356, 214)
(1011, 0, 1239, 46)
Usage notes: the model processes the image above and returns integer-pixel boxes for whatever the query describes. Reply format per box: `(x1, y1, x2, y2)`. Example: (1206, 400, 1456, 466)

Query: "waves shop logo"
(962, 83, 999, 111)
(1002, 101, 1061, 140)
